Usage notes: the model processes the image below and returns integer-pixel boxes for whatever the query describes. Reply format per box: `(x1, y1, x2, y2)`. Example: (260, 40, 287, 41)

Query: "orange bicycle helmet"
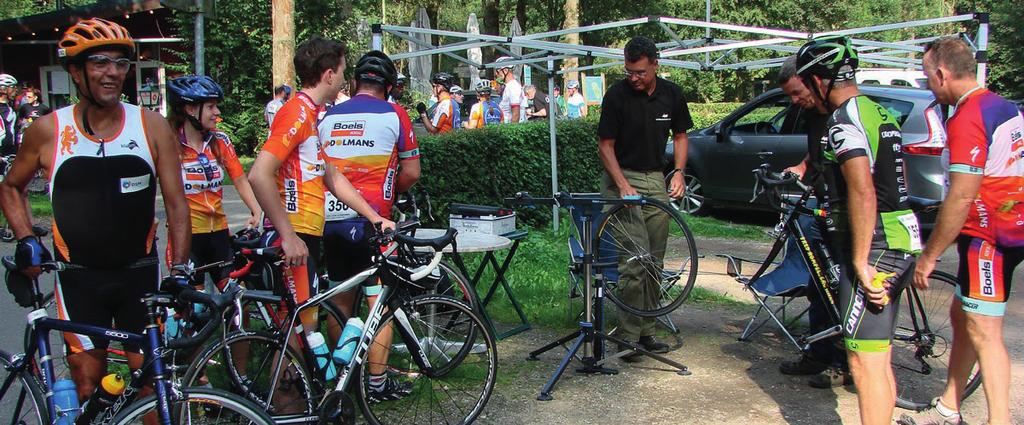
(57, 18, 135, 64)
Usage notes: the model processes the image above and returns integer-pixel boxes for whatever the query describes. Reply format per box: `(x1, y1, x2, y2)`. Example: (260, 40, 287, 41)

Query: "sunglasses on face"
(196, 153, 216, 182)
(624, 68, 649, 79)
(86, 54, 132, 72)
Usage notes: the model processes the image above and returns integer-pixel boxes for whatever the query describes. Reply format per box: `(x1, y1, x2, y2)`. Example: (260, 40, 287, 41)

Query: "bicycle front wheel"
(110, 387, 274, 424)
(357, 295, 497, 425)
(600, 196, 698, 317)
(893, 270, 982, 410)
(0, 350, 47, 425)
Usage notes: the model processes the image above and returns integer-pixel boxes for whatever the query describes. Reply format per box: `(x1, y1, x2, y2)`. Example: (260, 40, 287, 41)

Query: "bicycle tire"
(0, 350, 48, 425)
(356, 294, 497, 425)
(600, 196, 699, 317)
(181, 330, 318, 419)
(893, 270, 982, 410)
(435, 260, 481, 312)
(109, 387, 274, 424)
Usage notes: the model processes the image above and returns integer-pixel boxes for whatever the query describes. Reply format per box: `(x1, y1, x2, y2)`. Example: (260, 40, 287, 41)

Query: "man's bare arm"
(144, 110, 191, 265)
(0, 114, 52, 240)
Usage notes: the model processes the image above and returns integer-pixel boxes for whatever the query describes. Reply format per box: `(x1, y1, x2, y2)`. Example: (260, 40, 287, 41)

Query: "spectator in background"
(264, 84, 292, 127)
(465, 79, 503, 129)
(553, 86, 566, 118)
(417, 72, 456, 134)
(524, 84, 549, 121)
(450, 85, 464, 129)
(565, 79, 587, 119)
(494, 56, 522, 123)
(17, 88, 51, 142)
(389, 73, 407, 103)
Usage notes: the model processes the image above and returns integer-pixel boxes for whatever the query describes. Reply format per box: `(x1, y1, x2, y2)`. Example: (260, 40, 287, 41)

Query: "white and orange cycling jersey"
(179, 130, 246, 234)
(261, 92, 327, 236)
(319, 93, 419, 220)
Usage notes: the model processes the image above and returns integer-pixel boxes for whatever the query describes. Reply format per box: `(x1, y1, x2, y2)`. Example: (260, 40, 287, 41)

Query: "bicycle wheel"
(0, 350, 47, 425)
(893, 270, 982, 410)
(182, 330, 318, 419)
(435, 261, 481, 312)
(600, 196, 698, 317)
(357, 295, 497, 425)
(110, 387, 273, 424)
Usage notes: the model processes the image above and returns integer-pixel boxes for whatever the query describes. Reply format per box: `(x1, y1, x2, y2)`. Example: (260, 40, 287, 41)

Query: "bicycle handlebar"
(505, 191, 645, 208)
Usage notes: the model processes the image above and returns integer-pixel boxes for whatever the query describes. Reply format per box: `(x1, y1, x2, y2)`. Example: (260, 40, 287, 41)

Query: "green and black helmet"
(796, 35, 859, 82)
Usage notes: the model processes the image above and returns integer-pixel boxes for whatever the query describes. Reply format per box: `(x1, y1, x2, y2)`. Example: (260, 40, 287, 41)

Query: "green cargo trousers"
(601, 169, 670, 340)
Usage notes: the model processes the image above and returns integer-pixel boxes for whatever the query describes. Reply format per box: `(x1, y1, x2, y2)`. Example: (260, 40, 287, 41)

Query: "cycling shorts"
(190, 230, 232, 289)
(323, 219, 375, 285)
(54, 257, 160, 355)
(837, 248, 915, 353)
(955, 237, 1024, 317)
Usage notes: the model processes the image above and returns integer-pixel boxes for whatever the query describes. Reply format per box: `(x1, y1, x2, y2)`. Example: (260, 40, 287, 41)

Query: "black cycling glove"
(416, 102, 427, 117)
(15, 236, 51, 270)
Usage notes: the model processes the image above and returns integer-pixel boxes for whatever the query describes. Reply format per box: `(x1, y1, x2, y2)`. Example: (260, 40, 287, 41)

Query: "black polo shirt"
(598, 77, 693, 171)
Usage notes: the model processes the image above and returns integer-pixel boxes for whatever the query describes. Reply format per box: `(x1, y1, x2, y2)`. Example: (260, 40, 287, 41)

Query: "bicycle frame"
(20, 298, 178, 425)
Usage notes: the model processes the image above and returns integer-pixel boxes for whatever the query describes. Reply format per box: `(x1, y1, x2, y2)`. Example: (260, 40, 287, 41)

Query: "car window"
(916, 78, 929, 89)
(862, 80, 881, 85)
(891, 79, 912, 87)
(865, 95, 914, 126)
(732, 96, 790, 135)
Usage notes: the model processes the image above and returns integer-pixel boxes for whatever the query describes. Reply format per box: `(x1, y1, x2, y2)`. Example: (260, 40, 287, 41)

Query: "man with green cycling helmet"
(797, 35, 921, 425)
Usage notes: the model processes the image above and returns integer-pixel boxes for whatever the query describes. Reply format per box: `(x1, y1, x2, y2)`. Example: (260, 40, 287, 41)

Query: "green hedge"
(417, 103, 741, 227)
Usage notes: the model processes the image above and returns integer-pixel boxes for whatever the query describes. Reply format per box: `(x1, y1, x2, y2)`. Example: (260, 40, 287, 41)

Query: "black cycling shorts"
(323, 219, 375, 284)
(54, 259, 160, 354)
(190, 229, 232, 288)
(837, 248, 915, 353)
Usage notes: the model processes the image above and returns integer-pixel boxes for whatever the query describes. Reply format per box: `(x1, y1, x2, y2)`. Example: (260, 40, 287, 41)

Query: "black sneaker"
(0, 228, 14, 243)
(368, 377, 413, 403)
(638, 336, 670, 354)
(31, 225, 48, 237)
(808, 365, 853, 388)
(779, 355, 828, 376)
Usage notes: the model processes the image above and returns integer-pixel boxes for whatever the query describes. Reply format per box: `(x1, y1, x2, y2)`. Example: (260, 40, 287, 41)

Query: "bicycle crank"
(319, 390, 357, 424)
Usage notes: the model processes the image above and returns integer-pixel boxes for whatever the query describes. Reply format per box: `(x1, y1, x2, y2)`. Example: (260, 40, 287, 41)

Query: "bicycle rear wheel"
(182, 330, 318, 420)
(600, 197, 698, 317)
(357, 295, 497, 425)
(893, 270, 982, 410)
(110, 387, 273, 424)
(0, 350, 47, 425)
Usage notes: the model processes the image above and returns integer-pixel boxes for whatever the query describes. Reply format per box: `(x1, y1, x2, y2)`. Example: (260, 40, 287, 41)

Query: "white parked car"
(856, 68, 928, 88)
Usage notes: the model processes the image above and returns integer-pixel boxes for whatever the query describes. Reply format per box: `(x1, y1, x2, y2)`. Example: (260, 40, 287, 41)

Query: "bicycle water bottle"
(164, 307, 181, 340)
(77, 373, 125, 424)
(307, 332, 337, 380)
(332, 317, 364, 365)
(52, 379, 80, 425)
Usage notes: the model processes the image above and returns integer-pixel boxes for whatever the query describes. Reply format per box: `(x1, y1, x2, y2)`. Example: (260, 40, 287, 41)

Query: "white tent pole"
(817, 14, 974, 38)
(371, 23, 383, 50)
(547, 58, 559, 231)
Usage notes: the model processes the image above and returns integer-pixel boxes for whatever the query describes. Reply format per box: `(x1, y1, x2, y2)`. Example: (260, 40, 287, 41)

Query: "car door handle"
(757, 151, 774, 156)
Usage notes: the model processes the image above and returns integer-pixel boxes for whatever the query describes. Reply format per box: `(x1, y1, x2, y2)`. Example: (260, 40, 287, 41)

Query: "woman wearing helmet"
(565, 79, 587, 119)
(417, 72, 457, 134)
(167, 75, 262, 289)
(466, 79, 504, 128)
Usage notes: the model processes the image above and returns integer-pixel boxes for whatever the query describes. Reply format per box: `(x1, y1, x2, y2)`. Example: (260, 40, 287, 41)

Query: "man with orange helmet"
(0, 18, 191, 401)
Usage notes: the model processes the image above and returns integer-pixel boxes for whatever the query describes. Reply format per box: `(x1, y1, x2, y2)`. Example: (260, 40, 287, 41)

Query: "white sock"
(934, 398, 959, 417)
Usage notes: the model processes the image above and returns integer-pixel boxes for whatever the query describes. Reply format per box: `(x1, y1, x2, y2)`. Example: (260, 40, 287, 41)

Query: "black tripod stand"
(507, 192, 690, 401)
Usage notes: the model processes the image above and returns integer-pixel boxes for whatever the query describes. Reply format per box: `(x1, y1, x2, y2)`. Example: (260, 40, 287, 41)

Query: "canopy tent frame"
(371, 11, 990, 228)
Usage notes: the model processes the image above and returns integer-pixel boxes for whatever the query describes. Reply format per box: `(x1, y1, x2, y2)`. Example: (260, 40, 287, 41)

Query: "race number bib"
(324, 191, 358, 221)
(897, 213, 923, 252)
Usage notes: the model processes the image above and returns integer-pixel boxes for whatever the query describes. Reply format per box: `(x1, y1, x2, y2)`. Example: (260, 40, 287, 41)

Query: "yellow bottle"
(101, 373, 126, 395)
(871, 272, 896, 305)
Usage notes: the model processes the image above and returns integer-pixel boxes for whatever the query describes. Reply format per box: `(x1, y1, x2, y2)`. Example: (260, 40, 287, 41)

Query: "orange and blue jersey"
(261, 92, 327, 236)
(944, 88, 1024, 247)
(319, 93, 419, 220)
(179, 130, 246, 234)
(430, 93, 455, 133)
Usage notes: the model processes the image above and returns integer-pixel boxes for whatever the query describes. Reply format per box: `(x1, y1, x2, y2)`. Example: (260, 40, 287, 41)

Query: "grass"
(464, 220, 755, 331)
(684, 215, 770, 241)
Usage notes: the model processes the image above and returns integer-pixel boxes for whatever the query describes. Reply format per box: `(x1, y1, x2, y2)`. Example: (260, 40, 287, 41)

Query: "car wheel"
(668, 171, 710, 216)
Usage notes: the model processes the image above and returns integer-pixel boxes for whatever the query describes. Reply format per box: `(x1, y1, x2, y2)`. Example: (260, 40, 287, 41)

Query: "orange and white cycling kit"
(179, 129, 246, 234)
(260, 92, 327, 323)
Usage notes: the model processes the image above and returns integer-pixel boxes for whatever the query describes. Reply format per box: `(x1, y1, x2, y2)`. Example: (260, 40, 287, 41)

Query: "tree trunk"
(272, 0, 295, 89)
(483, 0, 501, 78)
(516, 0, 527, 31)
(562, 0, 580, 84)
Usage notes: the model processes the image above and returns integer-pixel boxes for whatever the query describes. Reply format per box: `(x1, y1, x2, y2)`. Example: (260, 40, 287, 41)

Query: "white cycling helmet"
(0, 74, 17, 88)
(450, 85, 463, 94)
(566, 80, 580, 89)
(474, 79, 492, 93)
(493, 56, 515, 70)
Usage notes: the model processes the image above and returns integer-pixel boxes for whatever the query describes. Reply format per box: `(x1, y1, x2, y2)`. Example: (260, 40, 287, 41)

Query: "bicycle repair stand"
(513, 193, 691, 401)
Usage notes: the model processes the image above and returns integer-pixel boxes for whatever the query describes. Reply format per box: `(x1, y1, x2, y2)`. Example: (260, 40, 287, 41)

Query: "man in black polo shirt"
(598, 36, 692, 359)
